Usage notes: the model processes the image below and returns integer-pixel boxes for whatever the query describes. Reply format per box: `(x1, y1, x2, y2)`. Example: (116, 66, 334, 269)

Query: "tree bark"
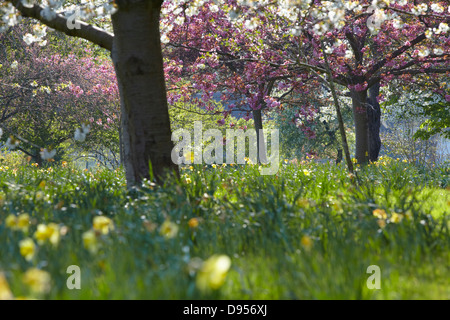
(367, 82, 381, 162)
(111, 1, 178, 185)
(351, 90, 369, 164)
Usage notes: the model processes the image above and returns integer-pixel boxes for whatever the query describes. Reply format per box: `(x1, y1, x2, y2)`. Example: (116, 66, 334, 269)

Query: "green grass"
(0, 158, 449, 299)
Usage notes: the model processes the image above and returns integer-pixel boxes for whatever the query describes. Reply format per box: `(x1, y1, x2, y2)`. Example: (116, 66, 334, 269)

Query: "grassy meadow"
(0, 157, 449, 299)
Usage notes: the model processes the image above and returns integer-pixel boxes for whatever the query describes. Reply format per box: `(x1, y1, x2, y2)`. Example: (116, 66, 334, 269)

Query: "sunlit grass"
(0, 158, 448, 299)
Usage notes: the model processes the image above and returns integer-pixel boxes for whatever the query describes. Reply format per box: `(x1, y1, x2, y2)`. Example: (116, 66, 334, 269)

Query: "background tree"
(0, 23, 120, 165)
(1, 0, 178, 186)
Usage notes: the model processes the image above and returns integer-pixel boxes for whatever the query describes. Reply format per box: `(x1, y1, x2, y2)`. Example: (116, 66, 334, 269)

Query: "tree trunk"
(367, 82, 381, 162)
(111, 1, 178, 186)
(351, 90, 369, 164)
(252, 108, 268, 164)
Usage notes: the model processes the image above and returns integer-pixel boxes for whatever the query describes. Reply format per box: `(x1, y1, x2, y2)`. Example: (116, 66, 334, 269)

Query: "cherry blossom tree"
(1, 0, 178, 186)
(161, 0, 449, 167)
(0, 23, 120, 164)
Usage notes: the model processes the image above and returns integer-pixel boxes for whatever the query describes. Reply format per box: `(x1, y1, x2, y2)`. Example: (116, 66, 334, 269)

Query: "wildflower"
(188, 218, 199, 229)
(22, 268, 51, 294)
(35, 191, 45, 201)
(19, 238, 36, 261)
(373, 209, 387, 219)
(0, 273, 13, 300)
(61, 161, 68, 168)
(377, 219, 386, 229)
(93, 216, 114, 235)
(301, 235, 313, 251)
(16, 214, 30, 232)
(302, 169, 311, 176)
(5, 214, 17, 229)
(82, 230, 98, 253)
(34, 223, 60, 246)
(10, 61, 18, 69)
(196, 255, 231, 292)
(160, 220, 179, 239)
(390, 213, 403, 224)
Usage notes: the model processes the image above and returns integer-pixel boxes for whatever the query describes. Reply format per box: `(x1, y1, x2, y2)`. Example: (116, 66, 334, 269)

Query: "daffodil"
(377, 219, 386, 229)
(5, 214, 17, 229)
(0, 273, 13, 300)
(196, 255, 231, 292)
(22, 268, 51, 294)
(93, 216, 114, 235)
(390, 213, 403, 224)
(16, 214, 30, 232)
(82, 230, 98, 253)
(373, 209, 387, 220)
(160, 220, 179, 239)
(301, 235, 313, 251)
(34, 223, 60, 246)
(19, 238, 36, 261)
(188, 218, 199, 228)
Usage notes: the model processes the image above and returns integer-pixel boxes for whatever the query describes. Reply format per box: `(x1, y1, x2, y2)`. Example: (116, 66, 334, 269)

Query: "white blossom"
(5, 137, 19, 150)
(23, 33, 37, 45)
(40, 148, 56, 160)
(433, 48, 444, 56)
(430, 4, 444, 14)
(20, 0, 35, 9)
(74, 124, 91, 142)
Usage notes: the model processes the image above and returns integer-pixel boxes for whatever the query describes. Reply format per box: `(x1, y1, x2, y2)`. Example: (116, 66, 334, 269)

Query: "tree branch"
(10, 0, 114, 51)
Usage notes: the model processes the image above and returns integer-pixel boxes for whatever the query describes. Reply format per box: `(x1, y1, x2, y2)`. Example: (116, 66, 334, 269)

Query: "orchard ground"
(0, 157, 449, 299)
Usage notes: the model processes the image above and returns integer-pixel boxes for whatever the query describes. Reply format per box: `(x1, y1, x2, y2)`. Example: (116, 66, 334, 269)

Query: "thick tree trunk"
(111, 1, 178, 186)
(367, 82, 381, 162)
(252, 108, 267, 164)
(351, 90, 369, 164)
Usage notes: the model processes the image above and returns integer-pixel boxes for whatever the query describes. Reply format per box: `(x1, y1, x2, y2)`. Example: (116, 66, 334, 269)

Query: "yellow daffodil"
(160, 220, 179, 239)
(377, 219, 386, 229)
(301, 235, 313, 251)
(0, 273, 13, 300)
(22, 268, 51, 294)
(34, 223, 60, 246)
(16, 214, 30, 232)
(373, 209, 387, 220)
(82, 230, 98, 253)
(93, 216, 114, 235)
(390, 213, 403, 224)
(5, 214, 17, 229)
(19, 238, 36, 261)
(188, 218, 199, 229)
(196, 255, 231, 292)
